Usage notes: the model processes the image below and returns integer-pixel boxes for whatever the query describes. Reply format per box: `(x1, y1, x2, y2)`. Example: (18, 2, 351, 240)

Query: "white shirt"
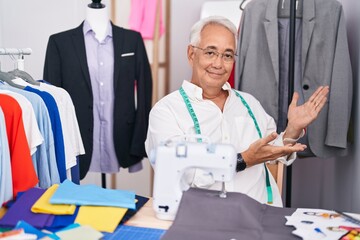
(12, 78, 85, 171)
(146, 80, 296, 207)
(0, 89, 43, 155)
(36, 82, 85, 170)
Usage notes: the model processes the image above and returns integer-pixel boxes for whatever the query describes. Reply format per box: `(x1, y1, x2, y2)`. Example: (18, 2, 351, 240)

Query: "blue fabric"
(56, 223, 81, 232)
(0, 85, 60, 188)
(70, 157, 80, 184)
(44, 206, 79, 232)
(24, 86, 67, 182)
(14, 221, 60, 240)
(50, 180, 136, 209)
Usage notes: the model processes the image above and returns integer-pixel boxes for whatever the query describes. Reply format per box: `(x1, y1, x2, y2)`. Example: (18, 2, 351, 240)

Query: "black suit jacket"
(43, 22, 152, 179)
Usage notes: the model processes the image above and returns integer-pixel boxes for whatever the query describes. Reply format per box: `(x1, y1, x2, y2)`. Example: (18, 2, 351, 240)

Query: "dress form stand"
(86, 0, 110, 188)
(86, 0, 109, 42)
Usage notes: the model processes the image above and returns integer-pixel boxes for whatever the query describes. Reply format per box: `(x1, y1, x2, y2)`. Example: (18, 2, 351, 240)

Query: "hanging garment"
(23, 86, 67, 182)
(34, 82, 85, 172)
(0, 84, 59, 188)
(43, 22, 152, 179)
(128, 0, 165, 40)
(0, 89, 43, 156)
(0, 94, 38, 198)
(235, 0, 352, 158)
(0, 107, 12, 205)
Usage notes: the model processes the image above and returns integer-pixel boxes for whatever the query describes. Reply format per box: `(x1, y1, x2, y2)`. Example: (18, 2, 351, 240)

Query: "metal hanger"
(240, 0, 247, 10)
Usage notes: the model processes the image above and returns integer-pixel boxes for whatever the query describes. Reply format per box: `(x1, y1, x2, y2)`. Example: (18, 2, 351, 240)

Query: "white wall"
(169, 0, 242, 92)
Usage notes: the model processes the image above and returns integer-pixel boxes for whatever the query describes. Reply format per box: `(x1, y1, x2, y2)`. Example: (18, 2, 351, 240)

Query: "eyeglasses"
(192, 46, 237, 63)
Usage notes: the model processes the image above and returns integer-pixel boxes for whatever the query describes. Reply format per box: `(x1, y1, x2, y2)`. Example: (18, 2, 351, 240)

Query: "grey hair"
(189, 16, 238, 50)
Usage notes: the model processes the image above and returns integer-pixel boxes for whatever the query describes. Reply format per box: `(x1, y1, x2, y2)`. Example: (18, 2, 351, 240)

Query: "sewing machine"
(150, 140, 237, 221)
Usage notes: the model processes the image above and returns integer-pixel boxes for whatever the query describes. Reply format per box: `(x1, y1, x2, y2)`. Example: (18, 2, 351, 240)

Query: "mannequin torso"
(85, 5, 110, 42)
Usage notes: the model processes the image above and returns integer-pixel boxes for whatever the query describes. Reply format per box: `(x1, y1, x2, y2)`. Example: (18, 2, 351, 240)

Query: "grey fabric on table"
(162, 188, 299, 240)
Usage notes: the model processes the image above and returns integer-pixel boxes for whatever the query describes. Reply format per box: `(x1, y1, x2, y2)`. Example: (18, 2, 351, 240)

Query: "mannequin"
(44, 0, 153, 181)
(86, 0, 109, 42)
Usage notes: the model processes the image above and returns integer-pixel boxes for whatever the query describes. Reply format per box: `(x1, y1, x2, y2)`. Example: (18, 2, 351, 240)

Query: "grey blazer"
(236, 0, 352, 158)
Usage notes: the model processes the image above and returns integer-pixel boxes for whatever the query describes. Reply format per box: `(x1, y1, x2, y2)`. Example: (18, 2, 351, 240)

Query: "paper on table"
(286, 208, 360, 240)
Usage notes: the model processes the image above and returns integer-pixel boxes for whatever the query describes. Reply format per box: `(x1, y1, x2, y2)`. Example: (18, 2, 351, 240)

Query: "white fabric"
(146, 80, 297, 207)
(0, 89, 43, 155)
(37, 83, 85, 170)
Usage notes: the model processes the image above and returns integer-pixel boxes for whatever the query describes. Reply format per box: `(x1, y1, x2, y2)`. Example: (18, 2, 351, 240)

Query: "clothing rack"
(239, 0, 297, 207)
(0, 48, 32, 71)
(285, 0, 297, 208)
(0, 48, 32, 56)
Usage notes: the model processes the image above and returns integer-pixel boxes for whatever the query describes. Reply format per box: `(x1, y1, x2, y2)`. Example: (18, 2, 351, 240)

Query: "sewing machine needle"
(219, 182, 227, 198)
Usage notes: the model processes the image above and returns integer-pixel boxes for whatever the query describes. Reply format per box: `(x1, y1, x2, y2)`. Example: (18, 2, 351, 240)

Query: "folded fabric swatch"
(50, 180, 135, 209)
(120, 195, 149, 224)
(31, 184, 76, 215)
(0, 229, 37, 240)
(75, 205, 127, 233)
(14, 221, 60, 240)
(0, 188, 54, 228)
(56, 224, 103, 240)
(44, 206, 79, 232)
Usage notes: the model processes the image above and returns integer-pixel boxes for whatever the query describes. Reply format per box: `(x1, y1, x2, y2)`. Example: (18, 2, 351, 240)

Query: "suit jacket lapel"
(112, 23, 125, 92)
(264, 0, 280, 83)
(301, 0, 315, 77)
(72, 22, 92, 92)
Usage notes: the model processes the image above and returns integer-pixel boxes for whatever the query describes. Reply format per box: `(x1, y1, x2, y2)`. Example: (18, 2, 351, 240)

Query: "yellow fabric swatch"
(75, 205, 127, 233)
(31, 184, 76, 215)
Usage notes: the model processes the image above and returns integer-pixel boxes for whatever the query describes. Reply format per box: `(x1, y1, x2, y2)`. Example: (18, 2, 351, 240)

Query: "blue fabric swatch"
(50, 180, 136, 209)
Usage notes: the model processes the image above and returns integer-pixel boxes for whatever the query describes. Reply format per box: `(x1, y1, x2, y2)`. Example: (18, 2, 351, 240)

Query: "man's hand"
(242, 132, 307, 167)
(285, 86, 330, 139)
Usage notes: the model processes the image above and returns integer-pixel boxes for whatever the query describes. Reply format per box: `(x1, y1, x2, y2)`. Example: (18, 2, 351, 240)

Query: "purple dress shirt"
(83, 21, 142, 173)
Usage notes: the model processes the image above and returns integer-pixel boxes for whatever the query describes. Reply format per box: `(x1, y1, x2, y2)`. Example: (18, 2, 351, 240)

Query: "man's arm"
(240, 86, 329, 169)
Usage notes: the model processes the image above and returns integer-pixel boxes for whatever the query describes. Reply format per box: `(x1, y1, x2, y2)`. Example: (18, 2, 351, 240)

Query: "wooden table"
(125, 198, 172, 230)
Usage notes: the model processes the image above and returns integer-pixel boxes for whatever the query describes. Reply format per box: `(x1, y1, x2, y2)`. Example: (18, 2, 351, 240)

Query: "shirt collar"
(83, 20, 113, 39)
(181, 80, 232, 101)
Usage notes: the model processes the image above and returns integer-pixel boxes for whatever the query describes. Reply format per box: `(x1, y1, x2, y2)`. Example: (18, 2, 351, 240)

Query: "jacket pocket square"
(121, 52, 135, 57)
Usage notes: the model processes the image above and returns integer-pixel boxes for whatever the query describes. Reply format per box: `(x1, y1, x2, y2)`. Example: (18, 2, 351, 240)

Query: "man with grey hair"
(145, 16, 328, 206)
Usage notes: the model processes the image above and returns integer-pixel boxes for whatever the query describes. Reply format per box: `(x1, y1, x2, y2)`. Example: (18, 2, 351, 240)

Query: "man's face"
(188, 24, 236, 91)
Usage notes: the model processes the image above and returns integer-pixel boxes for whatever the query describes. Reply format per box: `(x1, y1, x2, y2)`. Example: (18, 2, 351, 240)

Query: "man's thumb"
(263, 132, 278, 144)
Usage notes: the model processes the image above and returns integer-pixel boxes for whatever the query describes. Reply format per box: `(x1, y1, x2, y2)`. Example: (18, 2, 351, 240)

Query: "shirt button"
(100, 82, 104, 86)
(99, 62, 104, 66)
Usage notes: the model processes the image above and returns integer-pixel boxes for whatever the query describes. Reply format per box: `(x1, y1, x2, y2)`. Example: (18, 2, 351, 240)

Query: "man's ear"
(187, 45, 195, 66)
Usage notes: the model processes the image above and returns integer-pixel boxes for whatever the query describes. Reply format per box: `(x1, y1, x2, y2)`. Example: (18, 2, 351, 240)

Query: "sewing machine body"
(151, 141, 237, 220)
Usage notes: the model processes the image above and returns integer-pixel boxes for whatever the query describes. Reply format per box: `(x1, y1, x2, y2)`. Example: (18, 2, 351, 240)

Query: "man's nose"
(212, 53, 225, 66)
